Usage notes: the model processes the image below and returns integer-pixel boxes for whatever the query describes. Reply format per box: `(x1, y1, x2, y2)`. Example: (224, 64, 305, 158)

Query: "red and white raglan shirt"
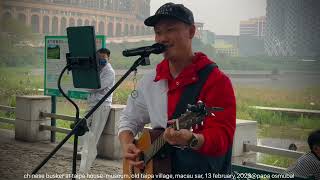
(119, 52, 236, 157)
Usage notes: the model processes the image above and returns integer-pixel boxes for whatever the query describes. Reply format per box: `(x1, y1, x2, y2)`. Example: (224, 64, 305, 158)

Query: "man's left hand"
(163, 128, 193, 146)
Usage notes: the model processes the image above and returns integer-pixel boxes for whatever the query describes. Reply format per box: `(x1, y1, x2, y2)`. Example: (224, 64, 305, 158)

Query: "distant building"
(239, 36, 265, 56)
(200, 30, 215, 45)
(265, 0, 320, 57)
(215, 35, 239, 57)
(239, 16, 266, 56)
(240, 16, 266, 38)
(195, 22, 204, 39)
(1, 0, 152, 37)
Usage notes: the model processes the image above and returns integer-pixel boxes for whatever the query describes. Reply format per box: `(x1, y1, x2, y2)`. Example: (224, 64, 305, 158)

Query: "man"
(79, 48, 115, 174)
(118, 2, 236, 176)
(287, 129, 320, 179)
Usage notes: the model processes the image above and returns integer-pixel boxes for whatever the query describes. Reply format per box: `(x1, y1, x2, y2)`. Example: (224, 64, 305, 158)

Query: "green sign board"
(44, 35, 106, 100)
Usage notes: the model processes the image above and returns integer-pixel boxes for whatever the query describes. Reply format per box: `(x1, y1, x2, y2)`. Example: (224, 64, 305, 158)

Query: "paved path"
(0, 129, 122, 180)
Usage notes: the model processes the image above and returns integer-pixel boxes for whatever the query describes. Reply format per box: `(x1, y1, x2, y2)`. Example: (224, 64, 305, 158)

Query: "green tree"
(0, 18, 41, 67)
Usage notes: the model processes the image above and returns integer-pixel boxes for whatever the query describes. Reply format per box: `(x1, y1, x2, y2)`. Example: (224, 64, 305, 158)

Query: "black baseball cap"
(144, 2, 194, 27)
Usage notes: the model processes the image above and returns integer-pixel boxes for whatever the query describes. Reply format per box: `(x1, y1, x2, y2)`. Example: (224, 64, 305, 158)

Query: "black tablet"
(66, 26, 101, 89)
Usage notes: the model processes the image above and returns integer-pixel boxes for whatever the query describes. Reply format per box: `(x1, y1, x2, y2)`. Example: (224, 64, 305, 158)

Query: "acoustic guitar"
(123, 102, 220, 180)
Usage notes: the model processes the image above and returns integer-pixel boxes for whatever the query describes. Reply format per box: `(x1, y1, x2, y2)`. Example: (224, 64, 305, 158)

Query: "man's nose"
(155, 34, 168, 44)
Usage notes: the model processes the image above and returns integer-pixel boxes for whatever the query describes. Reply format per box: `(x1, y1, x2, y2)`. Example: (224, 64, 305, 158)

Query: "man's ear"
(314, 145, 320, 152)
(189, 24, 196, 39)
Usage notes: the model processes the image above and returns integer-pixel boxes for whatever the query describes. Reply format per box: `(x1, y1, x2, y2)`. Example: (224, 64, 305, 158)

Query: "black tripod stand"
(32, 55, 151, 179)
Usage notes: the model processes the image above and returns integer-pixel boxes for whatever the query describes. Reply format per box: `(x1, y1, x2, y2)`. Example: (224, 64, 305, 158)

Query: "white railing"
(0, 105, 15, 125)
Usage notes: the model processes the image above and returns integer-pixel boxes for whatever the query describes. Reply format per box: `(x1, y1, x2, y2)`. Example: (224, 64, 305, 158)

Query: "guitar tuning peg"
(211, 113, 215, 117)
(201, 122, 204, 126)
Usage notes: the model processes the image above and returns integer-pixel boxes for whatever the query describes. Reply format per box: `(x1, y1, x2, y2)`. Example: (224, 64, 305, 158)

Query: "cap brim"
(144, 14, 168, 26)
(144, 14, 193, 27)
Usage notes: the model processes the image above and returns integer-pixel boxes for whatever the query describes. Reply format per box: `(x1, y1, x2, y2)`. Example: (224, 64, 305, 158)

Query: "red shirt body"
(154, 52, 236, 157)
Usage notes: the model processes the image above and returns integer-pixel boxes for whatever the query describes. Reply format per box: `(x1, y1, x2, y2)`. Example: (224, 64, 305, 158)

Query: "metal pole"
(50, 96, 56, 143)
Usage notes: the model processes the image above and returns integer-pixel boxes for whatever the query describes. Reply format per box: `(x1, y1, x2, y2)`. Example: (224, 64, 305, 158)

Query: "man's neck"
(169, 52, 194, 78)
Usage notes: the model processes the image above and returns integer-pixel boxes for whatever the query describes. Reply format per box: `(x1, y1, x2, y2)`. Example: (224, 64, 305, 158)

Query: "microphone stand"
(32, 55, 151, 179)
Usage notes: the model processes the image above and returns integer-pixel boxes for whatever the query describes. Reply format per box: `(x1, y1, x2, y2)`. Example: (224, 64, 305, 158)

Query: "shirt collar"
(154, 52, 213, 82)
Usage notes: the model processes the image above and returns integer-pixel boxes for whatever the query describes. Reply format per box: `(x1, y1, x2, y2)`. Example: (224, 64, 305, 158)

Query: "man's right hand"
(122, 143, 144, 169)
(119, 130, 144, 169)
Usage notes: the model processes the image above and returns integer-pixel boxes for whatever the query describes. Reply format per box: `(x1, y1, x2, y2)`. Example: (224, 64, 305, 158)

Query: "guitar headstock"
(171, 101, 224, 130)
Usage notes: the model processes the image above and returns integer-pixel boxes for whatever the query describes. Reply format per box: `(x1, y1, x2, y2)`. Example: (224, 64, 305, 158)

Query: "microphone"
(122, 43, 167, 57)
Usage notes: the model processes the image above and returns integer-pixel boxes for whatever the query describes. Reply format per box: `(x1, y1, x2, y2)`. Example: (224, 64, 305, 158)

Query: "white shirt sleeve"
(118, 77, 150, 136)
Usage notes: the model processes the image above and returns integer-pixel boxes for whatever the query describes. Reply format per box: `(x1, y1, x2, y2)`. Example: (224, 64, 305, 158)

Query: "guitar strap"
(169, 62, 233, 176)
(171, 62, 217, 119)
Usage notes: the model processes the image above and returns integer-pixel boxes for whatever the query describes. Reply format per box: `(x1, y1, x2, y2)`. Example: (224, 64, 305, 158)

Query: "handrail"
(40, 112, 76, 122)
(250, 106, 320, 117)
(242, 161, 286, 173)
(0, 117, 15, 124)
(39, 124, 71, 134)
(244, 142, 304, 159)
(0, 105, 15, 113)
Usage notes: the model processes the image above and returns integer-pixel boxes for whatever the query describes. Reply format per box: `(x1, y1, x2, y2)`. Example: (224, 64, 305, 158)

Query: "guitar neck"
(142, 112, 199, 164)
(143, 131, 166, 163)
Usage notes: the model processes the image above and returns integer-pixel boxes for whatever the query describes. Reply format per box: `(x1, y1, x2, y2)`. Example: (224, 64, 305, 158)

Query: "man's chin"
(163, 52, 169, 59)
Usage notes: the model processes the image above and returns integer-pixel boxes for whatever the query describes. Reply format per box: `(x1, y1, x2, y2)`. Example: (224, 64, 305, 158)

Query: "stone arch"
(60, 17, 67, 34)
(124, 24, 129, 36)
(129, 24, 134, 36)
(140, 26, 145, 35)
(18, 13, 27, 25)
(43, 16, 50, 34)
(2, 12, 12, 28)
(3, 12, 12, 19)
(84, 19, 90, 26)
(107, 22, 113, 37)
(31, 14, 40, 33)
(52, 16, 58, 34)
(98, 21, 105, 34)
(69, 18, 75, 27)
(116, 23, 121, 36)
(135, 25, 140, 36)
(91, 20, 96, 26)
(77, 19, 83, 26)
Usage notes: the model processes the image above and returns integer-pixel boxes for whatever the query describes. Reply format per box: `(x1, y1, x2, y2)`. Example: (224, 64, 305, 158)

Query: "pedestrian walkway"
(0, 129, 122, 180)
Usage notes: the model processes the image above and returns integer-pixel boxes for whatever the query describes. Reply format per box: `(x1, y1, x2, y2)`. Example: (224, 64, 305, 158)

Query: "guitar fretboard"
(143, 132, 166, 163)
(142, 112, 198, 164)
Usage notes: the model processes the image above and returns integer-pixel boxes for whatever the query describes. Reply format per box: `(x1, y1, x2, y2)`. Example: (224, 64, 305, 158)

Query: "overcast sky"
(150, 0, 267, 35)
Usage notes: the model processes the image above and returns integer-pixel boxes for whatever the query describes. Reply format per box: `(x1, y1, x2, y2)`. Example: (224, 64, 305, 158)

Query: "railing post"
(232, 119, 258, 164)
(15, 95, 51, 142)
(97, 104, 126, 160)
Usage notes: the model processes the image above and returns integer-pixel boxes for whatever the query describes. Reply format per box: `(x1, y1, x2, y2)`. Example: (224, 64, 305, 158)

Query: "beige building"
(1, 0, 153, 37)
(240, 16, 266, 37)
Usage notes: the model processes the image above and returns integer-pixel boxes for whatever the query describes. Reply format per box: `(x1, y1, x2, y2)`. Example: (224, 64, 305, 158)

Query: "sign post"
(44, 35, 106, 142)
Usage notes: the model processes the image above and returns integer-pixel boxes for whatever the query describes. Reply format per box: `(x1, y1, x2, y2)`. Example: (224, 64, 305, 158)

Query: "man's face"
(98, 52, 109, 60)
(154, 18, 195, 61)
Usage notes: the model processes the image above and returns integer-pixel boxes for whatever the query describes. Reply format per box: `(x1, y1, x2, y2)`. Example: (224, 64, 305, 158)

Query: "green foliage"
(259, 154, 296, 168)
(0, 67, 43, 105)
(0, 18, 42, 67)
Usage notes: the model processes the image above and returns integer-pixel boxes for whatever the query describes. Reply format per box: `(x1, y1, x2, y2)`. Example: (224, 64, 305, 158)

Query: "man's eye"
(167, 28, 174, 32)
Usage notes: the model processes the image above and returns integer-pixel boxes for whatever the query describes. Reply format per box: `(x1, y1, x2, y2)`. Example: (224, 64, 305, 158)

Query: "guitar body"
(123, 128, 171, 180)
